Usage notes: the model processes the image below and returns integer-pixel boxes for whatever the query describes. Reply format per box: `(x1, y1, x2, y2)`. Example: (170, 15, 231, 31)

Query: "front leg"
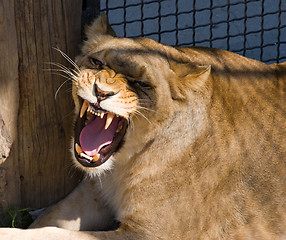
(0, 225, 149, 240)
(0, 227, 100, 240)
(30, 178, 115, 231)
(1, 179, 150, 239)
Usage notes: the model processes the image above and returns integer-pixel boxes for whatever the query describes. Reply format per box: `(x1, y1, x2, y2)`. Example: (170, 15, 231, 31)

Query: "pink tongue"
(79, 115, 120, 156)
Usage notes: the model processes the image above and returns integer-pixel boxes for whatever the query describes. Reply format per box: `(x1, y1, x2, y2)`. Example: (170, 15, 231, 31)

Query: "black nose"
(94, 84, 115, 102)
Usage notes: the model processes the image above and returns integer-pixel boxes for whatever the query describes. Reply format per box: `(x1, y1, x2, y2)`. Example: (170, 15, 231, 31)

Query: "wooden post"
(0, 0, 100, 211)
(0, 0, 21, 212)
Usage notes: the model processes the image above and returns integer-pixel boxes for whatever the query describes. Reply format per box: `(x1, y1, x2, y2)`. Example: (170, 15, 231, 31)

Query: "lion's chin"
(73, 99, 128, 168)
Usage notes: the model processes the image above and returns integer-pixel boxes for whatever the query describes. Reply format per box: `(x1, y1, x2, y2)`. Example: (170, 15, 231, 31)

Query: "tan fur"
(1, 14, 285, 240)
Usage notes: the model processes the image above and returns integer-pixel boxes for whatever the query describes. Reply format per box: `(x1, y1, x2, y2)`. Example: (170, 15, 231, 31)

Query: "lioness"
(1, 14, 286, 240)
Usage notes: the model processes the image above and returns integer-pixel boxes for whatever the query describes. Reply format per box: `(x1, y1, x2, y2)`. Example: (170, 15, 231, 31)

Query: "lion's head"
(71, 15, 211, 175)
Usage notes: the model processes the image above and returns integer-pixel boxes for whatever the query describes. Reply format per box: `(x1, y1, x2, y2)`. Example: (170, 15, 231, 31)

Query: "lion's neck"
(114, 94, 209, 174)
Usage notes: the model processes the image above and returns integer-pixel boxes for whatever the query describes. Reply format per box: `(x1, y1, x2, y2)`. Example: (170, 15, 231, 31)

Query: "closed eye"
(134, 80, 152, 89)
(89, 57, 104, 67)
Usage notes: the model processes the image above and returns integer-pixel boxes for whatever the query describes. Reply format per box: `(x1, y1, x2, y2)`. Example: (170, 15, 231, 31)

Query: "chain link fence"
(100, 0, 286, 64)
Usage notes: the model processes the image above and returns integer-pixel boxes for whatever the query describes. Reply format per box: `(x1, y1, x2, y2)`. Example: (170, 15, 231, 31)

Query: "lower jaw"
(74, 148, 113, 167)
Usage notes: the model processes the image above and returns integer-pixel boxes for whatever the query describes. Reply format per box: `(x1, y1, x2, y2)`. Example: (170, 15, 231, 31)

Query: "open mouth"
(74, 99, 128, 167)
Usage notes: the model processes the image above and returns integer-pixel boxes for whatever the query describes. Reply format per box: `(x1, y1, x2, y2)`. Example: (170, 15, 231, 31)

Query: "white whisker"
(129, 117, 135, 131)
(44, 68, 77, 83)
(134, 109, 152, 124)
(136, 105, 156, 113)
(53, 47, 81, 73)
(49, 62, 80, 79)
(54, 80, 69, 100)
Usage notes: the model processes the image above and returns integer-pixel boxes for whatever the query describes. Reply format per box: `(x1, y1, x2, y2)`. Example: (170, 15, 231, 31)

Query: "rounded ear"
(168, 59, 211, 100)
(85, 14, 116, 39)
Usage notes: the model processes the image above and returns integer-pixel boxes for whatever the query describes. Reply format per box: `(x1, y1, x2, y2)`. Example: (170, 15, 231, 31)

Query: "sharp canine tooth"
(105, 113, 115, 130)
(92, 154, 100, 162)
(80, 100, 89, 118)
(75, 143, 83, 154)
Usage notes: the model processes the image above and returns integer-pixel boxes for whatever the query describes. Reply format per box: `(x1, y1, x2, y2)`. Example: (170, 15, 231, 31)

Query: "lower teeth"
(77, 146, 100, 162)
(79, 152, 98, 161)
(93, 154, 100, 161)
